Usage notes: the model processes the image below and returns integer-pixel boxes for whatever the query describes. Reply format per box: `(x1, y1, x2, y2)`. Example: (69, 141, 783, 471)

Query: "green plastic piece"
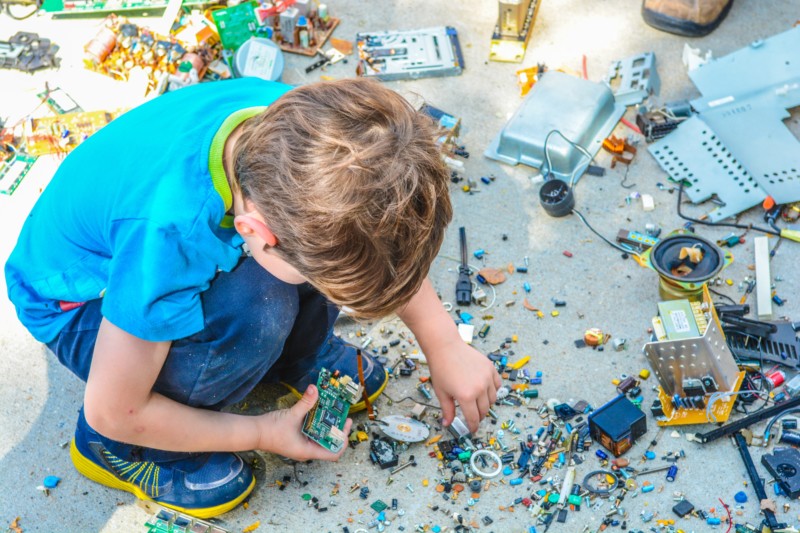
(370, 499, 388, 512)
(568, 494, 582, 506)
(547, 492, 560, 504)
(458, 450, 472, 462)
(302, 493, 312, 501)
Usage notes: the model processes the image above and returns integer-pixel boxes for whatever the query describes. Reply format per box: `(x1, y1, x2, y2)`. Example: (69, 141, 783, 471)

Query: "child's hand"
(426, 341, 501, 434)
(256, 385, 352, 462)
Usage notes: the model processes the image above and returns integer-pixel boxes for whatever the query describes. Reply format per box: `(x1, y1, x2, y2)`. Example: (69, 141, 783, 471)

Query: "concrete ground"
(1, 0, 800, 531)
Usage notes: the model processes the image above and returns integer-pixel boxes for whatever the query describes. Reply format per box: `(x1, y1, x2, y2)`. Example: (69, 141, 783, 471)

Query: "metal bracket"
(643, 287, 739, 397)
(649, 116, 766, 222)
(605, 52, 661, 106)
(648, 26, 800, 220)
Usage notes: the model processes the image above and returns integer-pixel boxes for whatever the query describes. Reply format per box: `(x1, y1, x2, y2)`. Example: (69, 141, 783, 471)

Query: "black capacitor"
(780, 430, 800, 446)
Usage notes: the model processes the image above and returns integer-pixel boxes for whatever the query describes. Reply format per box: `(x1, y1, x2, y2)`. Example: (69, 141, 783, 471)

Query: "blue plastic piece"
(503, 466, 513, 476)
(734, 491, 748, 503)
(523, 282, 531, 293)
(529, 378, 542, 385)
(644, 450, 656, 460)
(535, 371, 543, 377)
(459, 312, 474, 323)
(43, 476, 60, 489)
(378, 512, 386, 521)
(528, 527, 538, 533)
(641, 484, 655, 493)
(707, 517, 721, 526)
(431, 526, 441, 533)
(510, 478, 523, 486)
(473, 249, 486, 259)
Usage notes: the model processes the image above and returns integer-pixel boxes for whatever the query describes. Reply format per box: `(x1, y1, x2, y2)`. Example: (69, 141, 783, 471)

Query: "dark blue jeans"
(47, 256, 340, 411)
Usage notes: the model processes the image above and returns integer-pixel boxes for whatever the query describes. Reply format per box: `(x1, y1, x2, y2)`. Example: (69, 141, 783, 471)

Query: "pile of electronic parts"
(83, 15, 223, 95)
(0, 31, 60, 73)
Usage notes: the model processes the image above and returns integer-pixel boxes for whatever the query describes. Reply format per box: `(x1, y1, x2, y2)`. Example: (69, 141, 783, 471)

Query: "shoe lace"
(102, 449, 162, 497)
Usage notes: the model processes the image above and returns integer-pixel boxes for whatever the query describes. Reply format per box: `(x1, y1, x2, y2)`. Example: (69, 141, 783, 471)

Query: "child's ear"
(233, 215, 279, 247)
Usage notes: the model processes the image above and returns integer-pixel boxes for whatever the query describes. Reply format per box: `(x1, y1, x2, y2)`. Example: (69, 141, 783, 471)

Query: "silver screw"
(390, 456, 417, 474)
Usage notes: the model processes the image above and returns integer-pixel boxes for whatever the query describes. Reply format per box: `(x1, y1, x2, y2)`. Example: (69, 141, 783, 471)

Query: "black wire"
(381, 392, 441, 410)
(572, 209, 637, 256)
(676, 182, 781, 236)
(709, 287, 736, 305)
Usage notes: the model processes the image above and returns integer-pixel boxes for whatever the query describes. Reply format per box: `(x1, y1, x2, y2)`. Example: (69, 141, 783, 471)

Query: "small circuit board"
(0, 153, 37, 195)
(211, 1, 339, 56)
(23, 109, 126, 156)
(37, 87, 82, 115)
(302, 367, 360, 453)
(145, 506, 229, 533)
(42, 0, 207, 17)
(356, 26, 464, 81)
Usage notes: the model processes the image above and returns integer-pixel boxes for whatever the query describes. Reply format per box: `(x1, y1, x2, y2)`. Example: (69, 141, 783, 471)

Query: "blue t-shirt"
(5, 78, 291, 343)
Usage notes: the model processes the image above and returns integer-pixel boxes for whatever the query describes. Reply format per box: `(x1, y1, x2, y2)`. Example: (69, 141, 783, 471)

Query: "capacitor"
(779, 430, 800, 446)
(595, 450, 608, 460)
(765, 370, 786, 389)
(666, 465, 678, 482)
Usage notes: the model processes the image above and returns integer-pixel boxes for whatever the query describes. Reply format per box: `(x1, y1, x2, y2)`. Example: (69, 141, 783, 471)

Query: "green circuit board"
(302, 367, 360, 452)
(0, 153, 37, 195)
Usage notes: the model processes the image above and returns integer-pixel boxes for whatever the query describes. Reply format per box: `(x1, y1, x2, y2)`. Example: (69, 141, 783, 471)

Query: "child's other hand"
(427, 342, 501, 434)
(256, 385, 352, 462)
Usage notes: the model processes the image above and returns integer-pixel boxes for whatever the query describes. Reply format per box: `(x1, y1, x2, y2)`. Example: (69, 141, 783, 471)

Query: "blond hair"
(233, 78, 453, 318)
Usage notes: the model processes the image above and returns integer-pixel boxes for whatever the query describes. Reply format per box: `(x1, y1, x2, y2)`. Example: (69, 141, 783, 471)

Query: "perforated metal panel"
(649, 116, 766, 222)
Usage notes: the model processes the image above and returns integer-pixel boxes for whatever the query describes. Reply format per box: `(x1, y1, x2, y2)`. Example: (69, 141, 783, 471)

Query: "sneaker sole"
(282, 368, 389, 413)
(70, 439, 255, 519)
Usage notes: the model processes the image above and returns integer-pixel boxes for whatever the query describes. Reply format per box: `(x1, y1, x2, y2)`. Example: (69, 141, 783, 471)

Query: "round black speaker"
(649, 234, 724, 283)
(539, 179, 575, 217)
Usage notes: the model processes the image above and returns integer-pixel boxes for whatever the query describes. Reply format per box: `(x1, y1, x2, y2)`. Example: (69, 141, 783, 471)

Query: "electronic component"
(37, 87, 81, 114)
(369, 438, 399, 470)
(145, 507, 229, 533)
(672, 499, 694, 518)
(212, 1, 339, 56)
(718, 307, 800, 369)
(763, 447, 800, 499)
(455, 227, 472, 306)
(616, 229, 659, 251)
(378, 415, 430, 443)
(489, 0, 541, 63)
(23, 109, 125, 157)
(43, 0, 207, 16)
(302, 367, 360, 453)
(356, 26, 464, 81)
(0, 153, 37, 195)
(0, 32, 60, 73)
(657, 300, 701, 340)
(645, 286, 745, 427)
(83, 16, 218, 95)
(588, 395, 647, 457)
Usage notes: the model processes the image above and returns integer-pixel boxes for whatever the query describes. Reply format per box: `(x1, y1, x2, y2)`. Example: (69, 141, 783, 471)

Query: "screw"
(406, 483, 415, 493)
(390, 456, 418, 474)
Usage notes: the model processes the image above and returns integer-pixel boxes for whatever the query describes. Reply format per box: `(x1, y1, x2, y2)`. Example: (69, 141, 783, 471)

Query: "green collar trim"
(209, 106, 268, 223)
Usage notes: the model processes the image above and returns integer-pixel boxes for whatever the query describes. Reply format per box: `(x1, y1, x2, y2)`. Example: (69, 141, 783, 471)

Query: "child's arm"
(84, 318, 351, 460)
(397, 279, 501, 433)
